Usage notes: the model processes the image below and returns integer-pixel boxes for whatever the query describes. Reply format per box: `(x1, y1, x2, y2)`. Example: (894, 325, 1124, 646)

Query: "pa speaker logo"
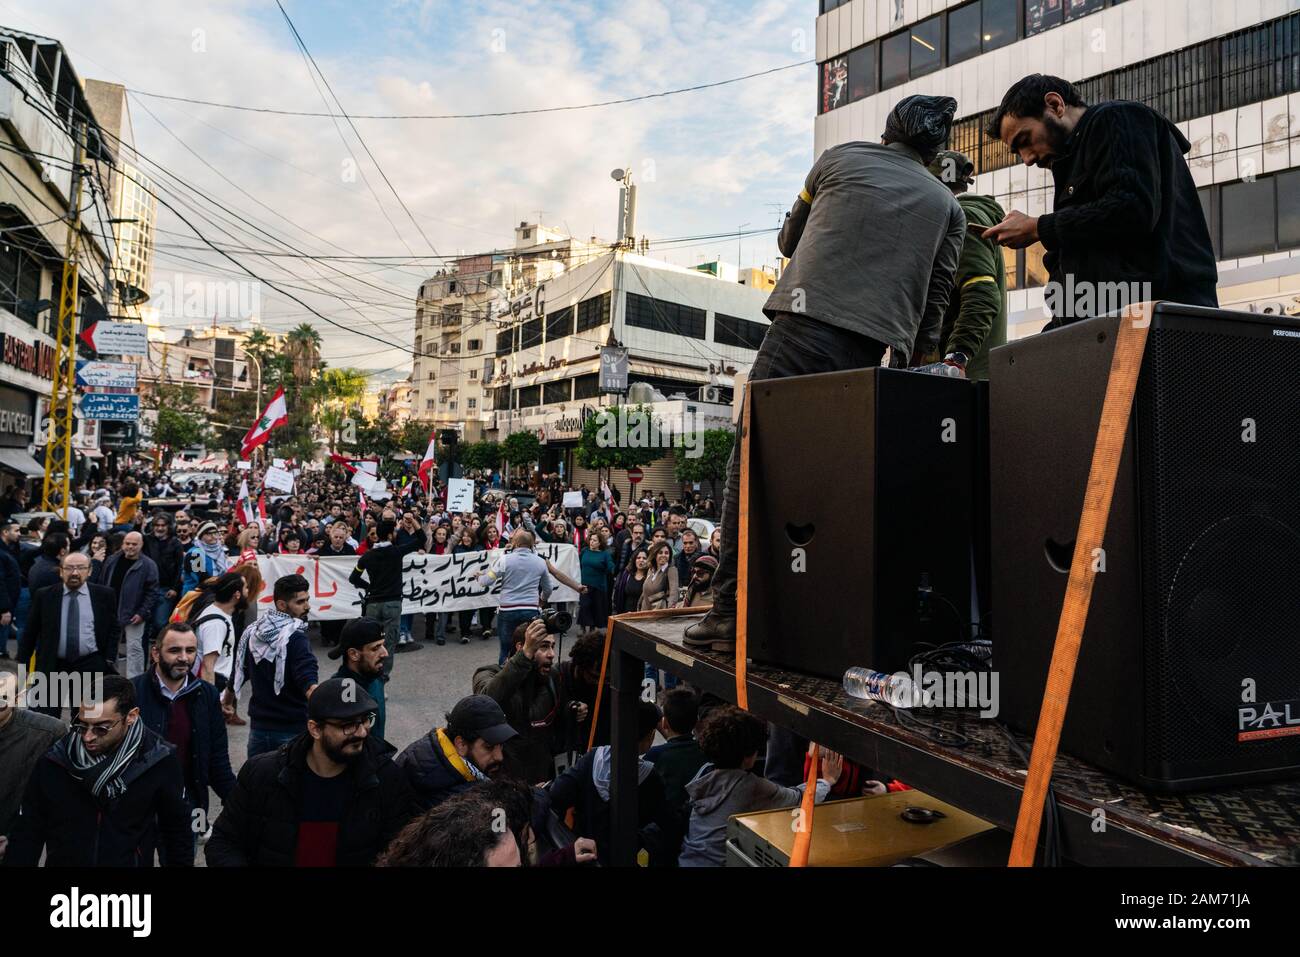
(1237, 699, 1300, 742)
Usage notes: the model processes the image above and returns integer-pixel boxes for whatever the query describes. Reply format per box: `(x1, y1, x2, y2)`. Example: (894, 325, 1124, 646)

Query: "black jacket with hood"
(393, 728, 476, 811)
(1037, 100, 1218, 325)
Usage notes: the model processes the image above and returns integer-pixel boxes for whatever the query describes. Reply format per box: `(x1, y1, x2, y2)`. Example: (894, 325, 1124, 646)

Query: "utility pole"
(41, 132, 86, 516)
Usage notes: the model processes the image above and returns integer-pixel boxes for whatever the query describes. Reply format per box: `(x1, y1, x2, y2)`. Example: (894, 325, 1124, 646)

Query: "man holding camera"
(477, 529, 584, 667)
(472, 618, 571, 784)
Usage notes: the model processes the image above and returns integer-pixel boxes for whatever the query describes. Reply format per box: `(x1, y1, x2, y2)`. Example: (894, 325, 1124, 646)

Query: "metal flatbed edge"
(607, 613, 1300, 868)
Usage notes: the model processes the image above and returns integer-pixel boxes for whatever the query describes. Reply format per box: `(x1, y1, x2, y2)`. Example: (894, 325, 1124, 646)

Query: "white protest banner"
(272, 458, 286, 469)
(236, 461, 252, 471)
(356, 460, 378, 476)
(562, 491, 583, 509)
(263, 466, 295, 493)
(254, 543, 580, 620)
(446, 477, 475, 512)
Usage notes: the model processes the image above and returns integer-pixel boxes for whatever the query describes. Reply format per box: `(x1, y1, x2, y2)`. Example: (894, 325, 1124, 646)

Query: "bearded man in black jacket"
(983, 74, 1218, 326)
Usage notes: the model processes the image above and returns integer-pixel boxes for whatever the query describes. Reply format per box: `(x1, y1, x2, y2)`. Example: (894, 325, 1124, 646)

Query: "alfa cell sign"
(76, 360, 137, 389)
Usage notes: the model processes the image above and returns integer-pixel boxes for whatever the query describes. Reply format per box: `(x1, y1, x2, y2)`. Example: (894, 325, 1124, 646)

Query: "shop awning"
(0, 448, 45, 477)
(77, 448, 104, 459)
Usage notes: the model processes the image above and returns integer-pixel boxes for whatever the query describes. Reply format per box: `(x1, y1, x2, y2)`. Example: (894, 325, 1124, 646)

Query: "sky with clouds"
(3, 0, 818, 377)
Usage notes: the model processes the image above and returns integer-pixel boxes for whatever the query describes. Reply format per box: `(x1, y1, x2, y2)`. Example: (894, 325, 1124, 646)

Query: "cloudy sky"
(5, 0, 817, 376)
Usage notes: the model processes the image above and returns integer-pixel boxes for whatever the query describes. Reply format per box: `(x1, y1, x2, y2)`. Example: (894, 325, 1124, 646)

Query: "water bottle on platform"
(911, 361, 964, 378)
(842, 667, 930, 708)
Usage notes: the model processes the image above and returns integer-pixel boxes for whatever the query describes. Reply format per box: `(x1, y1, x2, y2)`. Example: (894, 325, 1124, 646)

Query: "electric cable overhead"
(126, 59, 814, 119)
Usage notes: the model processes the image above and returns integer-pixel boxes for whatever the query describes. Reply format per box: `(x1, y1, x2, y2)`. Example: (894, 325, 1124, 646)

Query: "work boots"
(684, 608, 736, 655)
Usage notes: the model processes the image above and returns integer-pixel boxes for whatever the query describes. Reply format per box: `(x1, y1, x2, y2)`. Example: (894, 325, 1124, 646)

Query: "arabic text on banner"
(252, 543, 580, 620)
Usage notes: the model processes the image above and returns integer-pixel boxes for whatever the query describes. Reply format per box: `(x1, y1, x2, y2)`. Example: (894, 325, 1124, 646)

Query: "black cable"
(126, 59, 814, 119)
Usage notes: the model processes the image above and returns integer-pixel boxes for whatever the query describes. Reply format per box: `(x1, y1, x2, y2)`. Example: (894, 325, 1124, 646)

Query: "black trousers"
(712, 313, 887, 613)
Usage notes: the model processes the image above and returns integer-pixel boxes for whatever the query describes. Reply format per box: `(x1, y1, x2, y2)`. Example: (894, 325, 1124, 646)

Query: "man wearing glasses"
(206, 677, 416, 867)
(18, 553, 120, 717)
(5, 674, 193, 866)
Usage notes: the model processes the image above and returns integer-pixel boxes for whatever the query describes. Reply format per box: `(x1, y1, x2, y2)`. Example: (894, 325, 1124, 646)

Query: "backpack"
(193, 611, 236, 662)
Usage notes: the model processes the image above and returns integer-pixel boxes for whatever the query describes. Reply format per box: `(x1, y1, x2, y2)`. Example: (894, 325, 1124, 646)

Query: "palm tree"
(317, 367, 369, 452)
(242, 327, 277, 391)
(286, 323, 323, 388)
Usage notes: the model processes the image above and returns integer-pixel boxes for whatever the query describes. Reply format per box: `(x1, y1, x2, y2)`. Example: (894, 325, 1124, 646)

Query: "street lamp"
(243, 347, 263, 466)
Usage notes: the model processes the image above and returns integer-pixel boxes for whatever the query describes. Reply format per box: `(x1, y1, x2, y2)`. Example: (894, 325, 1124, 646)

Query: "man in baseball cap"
(206, 676, 417, 867)
(329, 617, 389, 742)
(394, 694, 519, 810)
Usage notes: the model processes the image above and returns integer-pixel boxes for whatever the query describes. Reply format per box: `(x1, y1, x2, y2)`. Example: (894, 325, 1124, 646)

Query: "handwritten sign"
(446, 477, 475, 512)
(236, 461, 251, 471)
(562, 491, 583, 509)
(263, 466, 295, 493)
(254, 543, 580, 620)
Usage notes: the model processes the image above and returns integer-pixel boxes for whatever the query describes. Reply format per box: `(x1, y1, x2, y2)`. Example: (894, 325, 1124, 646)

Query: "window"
(467, 339, 482, 351)
(546, 305, 574, 341)
(1221, 179, 1276, 258)
(520, 317, 543, 349)
(1024, 244, 1049, 288)
(1002, 247, 1019, 291)
(714, 313, 768, 350)
(1025, 0, 1063, 36)
(521, 228, 532, 240)
(517, 385, 541, 409)
(910, 16, 942, 78)
(982, 0, 1017, 51)
(469, 369, 478, 380)
(1064, 0, 1105, 22)
(1277, 169, 1300, 250)
(573, 373, 600, 400)
(948, 2, 982, 65)
(576, 292, 610, 332)
(496, 328, 515, 355)
(881, 31, 909, 90)
(468, 399, 476, 410)
(821, 58, 848, 114)
(848, 44, 877, 102)
(543, 379, 571, 404)
(425, 399, 435, 410)
(493, 386, 511, 409)
(625, 292, 706, 339)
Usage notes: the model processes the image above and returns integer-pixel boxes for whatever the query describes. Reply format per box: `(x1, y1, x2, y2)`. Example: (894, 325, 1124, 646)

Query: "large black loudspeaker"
(992, 303, 1300, 792)
(747, 368, 974, 680)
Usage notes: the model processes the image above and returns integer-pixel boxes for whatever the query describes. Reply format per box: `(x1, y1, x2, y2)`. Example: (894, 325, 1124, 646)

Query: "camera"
(538, 606, 572, 635)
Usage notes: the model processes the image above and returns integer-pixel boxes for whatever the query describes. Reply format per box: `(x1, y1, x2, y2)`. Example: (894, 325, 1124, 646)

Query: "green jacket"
(937, 193, 1008, 381)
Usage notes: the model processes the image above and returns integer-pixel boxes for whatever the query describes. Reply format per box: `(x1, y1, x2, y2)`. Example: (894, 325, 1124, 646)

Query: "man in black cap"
(328, 617, 389, 742)
(686, 93, 967, 653)
(206, 676, 416, 867)
(394, 694, 518, 810)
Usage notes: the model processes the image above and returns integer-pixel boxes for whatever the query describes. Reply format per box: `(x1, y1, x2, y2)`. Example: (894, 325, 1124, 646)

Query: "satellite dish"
(610, 168, 626, 181)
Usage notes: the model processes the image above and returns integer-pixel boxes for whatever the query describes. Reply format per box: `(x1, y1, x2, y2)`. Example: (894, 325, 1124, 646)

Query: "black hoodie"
(1036, 100, 1218, 325)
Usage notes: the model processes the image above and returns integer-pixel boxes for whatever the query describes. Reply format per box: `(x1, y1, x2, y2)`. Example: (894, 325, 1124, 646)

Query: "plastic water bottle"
(842, 667, 929, 708)
(912, 361, 964, 378)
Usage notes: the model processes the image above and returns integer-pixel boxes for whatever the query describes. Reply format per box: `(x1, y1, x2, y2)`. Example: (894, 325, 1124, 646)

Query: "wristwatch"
(944, 352, 969, 368)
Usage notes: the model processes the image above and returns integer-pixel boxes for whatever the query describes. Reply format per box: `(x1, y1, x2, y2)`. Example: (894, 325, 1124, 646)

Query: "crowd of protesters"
(0, 457, 859, 869)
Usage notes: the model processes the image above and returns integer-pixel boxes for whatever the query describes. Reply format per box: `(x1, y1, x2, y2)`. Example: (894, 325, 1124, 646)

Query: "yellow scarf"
(436, 728, 475, 783)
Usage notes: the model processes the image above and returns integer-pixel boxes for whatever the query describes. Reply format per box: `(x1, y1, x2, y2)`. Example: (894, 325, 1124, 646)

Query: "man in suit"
(18, 552, 120, 717)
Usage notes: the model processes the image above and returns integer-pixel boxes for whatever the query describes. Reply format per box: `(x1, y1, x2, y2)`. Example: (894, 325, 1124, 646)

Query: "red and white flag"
(417, 430, 438, 491)
(235, 479, 255, 525)
(240, 387, 288, 459)
(496, 499, 508, 535)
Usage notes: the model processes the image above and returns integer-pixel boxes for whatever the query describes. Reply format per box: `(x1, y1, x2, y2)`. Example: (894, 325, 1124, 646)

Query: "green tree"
(673, 427, 734, 500)
(348, 417, 399, 461)
(142, 383, 209, 454)
(399, 419, 436, 456)
(460, 440, 501, 472)
(212, 389, 259, 453)
(500, 430, 541, 475)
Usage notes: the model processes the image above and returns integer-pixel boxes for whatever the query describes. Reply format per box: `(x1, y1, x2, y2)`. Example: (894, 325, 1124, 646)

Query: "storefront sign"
(600, 346, 629, 393)
(1, 332, 55, 380)
(0, 385, 35, 448)
(76, 393, 140, 421)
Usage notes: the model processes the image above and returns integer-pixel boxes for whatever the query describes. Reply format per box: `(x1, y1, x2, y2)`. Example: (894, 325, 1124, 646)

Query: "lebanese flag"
(240, 387, 288, 459)
(235, 479, 256, 525)
(417, 430, 438, 491)
(496, 499, 508, 535)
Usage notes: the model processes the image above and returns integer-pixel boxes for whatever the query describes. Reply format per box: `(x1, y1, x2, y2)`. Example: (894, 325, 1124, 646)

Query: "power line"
(275, 0, 439, 258)
(126, 59, 815, 120)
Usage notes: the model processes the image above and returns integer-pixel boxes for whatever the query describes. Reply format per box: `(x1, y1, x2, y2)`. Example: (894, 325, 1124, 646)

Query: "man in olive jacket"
(686, 94, 966, 653)
(923, 149, 1008, 381)
(472, 618, 566, 784)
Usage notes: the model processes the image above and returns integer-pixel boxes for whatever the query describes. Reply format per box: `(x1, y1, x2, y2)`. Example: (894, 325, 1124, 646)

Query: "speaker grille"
(1139, 325, 1300, 771)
